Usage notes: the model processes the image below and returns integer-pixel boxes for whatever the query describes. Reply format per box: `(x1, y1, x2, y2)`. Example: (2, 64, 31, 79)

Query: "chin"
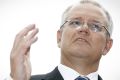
(69, 49, 90, 58)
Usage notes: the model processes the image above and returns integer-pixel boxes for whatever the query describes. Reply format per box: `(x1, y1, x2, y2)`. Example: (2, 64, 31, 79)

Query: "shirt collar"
(58, 64, 98, 80)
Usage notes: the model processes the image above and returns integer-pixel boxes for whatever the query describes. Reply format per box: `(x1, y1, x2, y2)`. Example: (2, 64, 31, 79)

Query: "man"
(10, 0, 113, 80)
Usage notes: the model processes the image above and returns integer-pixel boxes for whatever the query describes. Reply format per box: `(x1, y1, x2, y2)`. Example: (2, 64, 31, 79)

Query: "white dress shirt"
(58, 64, 98, 80)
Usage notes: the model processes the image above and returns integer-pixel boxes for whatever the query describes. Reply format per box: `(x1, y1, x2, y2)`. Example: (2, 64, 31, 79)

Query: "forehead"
(66, 3, 107, 23)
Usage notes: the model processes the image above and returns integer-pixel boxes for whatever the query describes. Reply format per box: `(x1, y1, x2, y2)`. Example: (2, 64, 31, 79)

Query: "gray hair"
(61, 0, 113, 36)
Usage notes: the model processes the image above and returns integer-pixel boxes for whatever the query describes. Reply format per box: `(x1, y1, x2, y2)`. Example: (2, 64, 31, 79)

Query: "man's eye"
(69, 20, 81, 26)
(91, 24, 102, 32)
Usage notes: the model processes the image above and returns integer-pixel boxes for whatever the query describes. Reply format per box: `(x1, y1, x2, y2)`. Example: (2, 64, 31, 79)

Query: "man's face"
(57, 3, 112, 61)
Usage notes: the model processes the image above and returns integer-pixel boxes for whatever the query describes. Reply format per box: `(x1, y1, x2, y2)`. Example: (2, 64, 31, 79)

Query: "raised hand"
(10, 24, 39, 80)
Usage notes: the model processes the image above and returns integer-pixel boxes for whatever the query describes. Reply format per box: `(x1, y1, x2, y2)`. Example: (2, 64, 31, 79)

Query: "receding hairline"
(63, 0, 105, 23)
(61, 0, 113, 36)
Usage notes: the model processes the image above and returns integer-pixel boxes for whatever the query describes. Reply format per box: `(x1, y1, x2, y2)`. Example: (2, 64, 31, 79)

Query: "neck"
(61, 54, 100, 75)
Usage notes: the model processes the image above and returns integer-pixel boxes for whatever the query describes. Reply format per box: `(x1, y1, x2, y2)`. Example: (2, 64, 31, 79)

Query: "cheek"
(92, 34, 106, 52)
(88, 34, 107, 60)
(60, 28, 74, 48)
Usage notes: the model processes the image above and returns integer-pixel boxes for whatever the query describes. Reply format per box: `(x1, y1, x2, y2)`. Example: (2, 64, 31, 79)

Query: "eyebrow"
(88, 19, 104, 25)
(68, 18, 104, 24)
(67, 17, 82, 21)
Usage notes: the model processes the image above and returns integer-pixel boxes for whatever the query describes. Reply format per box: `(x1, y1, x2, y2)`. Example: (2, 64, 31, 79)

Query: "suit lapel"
(46, 67, 64, 80)
(98, 75, 103, 80)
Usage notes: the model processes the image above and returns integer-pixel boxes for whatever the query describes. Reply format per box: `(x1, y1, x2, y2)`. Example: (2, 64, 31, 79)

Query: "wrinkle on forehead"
(66, 3, 108, 25)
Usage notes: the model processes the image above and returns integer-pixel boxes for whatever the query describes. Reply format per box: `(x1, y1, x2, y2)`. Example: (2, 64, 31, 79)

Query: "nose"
(76, 22, 90, 35)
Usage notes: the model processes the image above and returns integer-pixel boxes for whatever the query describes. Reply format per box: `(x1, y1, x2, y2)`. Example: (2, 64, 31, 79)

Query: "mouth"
(75, 38, 90, 45)
(77, 38, 87, 42)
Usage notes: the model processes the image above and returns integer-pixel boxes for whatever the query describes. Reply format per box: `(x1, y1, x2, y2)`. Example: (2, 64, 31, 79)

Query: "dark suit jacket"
(30, 67, 103, 80)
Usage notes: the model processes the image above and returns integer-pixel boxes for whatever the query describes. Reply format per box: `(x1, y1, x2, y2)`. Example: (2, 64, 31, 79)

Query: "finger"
(26, 28, 39, 41)
(13, 24, 35, 47)
(30, 37, 38, 44)
(26, 37, 38, 48)
(20, 37, 38, 56)
(16, 24, 35, 39)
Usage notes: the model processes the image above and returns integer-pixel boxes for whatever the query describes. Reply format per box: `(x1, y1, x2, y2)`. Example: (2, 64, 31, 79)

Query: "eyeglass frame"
(60, 19, 110, 37)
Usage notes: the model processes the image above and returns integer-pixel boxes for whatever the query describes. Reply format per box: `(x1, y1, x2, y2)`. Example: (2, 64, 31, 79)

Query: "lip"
(77, 38, 87, 42)
(75, 37, 90, 45)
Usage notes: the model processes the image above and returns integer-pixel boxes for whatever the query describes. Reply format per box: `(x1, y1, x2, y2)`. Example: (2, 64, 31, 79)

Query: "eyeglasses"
(60, 19, 110, 36)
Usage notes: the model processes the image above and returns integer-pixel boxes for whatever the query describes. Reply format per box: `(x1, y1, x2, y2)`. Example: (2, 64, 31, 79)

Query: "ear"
(102, 38, 113, 55)
(57, 29, 62, 48)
